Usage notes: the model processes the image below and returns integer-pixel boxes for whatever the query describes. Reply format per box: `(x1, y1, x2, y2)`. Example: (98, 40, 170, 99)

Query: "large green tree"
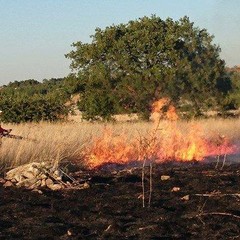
(66, 15, 232, 120)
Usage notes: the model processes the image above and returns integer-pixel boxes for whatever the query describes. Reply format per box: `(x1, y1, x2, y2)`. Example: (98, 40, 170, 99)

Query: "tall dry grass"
(1, 118, 240, 173)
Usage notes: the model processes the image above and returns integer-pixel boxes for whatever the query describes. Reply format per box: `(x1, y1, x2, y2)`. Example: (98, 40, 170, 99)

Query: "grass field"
(1, 118, 240, 173)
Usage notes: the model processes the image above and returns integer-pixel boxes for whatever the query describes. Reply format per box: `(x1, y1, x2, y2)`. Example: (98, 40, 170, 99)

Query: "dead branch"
(221, 153, 227, 170)
(184, 211, 240, 221)
(59, 168, 76, 182)
(3, 134, 38, 143)
(197, 212, 240, 220)
(194, 193, 240, 198)
(142, 157, 146, 208)
(215, 155, 220, 169)
(148, 162, 153, 207)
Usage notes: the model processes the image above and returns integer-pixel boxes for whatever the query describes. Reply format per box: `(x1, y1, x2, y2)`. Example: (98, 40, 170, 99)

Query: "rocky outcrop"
(3, 162, 89, 191)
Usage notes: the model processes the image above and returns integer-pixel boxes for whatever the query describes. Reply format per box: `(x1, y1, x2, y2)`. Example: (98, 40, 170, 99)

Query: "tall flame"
(157, 123, 208, 161)
(84, 128, 137, 168)
(83, 99, 236, 168)
(151, 98, 178, 124)
(166, 105, 178, 121)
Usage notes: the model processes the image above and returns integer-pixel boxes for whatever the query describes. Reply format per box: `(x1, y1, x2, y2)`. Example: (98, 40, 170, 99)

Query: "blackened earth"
(1, 162, 240, 240)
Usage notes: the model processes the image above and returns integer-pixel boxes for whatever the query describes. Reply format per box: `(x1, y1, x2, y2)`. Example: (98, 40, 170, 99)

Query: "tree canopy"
(0, 15, 236, 123)
(0, 78, 76, 123)
(66, 15, 232, 120)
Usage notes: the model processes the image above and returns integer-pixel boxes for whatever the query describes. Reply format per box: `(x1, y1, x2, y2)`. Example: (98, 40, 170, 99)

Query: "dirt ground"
(1, 161, 240, 239)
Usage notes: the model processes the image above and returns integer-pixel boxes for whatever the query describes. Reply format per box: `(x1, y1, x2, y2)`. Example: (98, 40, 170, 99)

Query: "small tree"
(66, 15, 232, 120)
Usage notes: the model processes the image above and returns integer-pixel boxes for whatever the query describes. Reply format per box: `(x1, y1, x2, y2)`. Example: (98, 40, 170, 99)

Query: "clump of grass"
(0, 118, 239, 174)
(0, 122, 90, 173)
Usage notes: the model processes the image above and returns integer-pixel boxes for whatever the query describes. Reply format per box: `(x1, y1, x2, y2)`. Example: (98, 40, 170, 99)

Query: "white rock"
(3, 181, 13, 187)
(0, 177, 6, 184)
(45, 178, 54, 187)
(48, 184, 62, 191)
(171, 187, 181, 192)
(4, 162, 69, 191)
(53, 170, 62, 180)
(28, 180, 42, 189)
(161, 175, 170, 181)
(23, 171, 35, 180)
(5, 162, 41, 181)
(10, 178, 17, 183)
(38, 173, 48, 180)
(181, 195, 190, 201)
(41, 179, 46, 187)
(32, 189, 43, 194)
(16, 178, 37, 187)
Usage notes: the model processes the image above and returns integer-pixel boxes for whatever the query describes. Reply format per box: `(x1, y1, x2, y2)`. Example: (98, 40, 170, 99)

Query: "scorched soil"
(1, 162, 240, 239)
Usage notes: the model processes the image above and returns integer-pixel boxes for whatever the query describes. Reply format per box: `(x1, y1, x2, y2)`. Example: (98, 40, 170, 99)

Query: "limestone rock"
(161, 175, 170, 181)
(48, 184, 62, 191)
(16, 178, 38, 188)
(0, 177, 6, 184)
(32, 189, 43, 194)
(41, 179, 46, 187)
(22, 171, 35, 180)
(4, 162, 85, 192)
(181, 195, 190, 201)
(5, 162, 42, 182)
(28, 180, 42, 189)
(171, 187, 180, 192)
(45, 178, 54, 187)
(3, 181, 13, 187)
(82, 182, 90, 189)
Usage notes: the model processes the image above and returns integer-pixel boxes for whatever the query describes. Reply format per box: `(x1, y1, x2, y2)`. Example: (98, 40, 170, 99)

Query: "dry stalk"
(185, 199, 240, 222)
(35, 164, 68, 187)
(59, 168, 76, 182)
(148, 162, 153, 208)
(221, 153, 227, 170)
(138, 122, 160, 208)
(194, 193, 240, 198)
(142, 157, 146, 208)
(184, 210, 240, 226)
(215, 155, 220, 169)
(197, 212, 240, 220)
(198, 199, 207, 213)
(215, 154, 227, 170)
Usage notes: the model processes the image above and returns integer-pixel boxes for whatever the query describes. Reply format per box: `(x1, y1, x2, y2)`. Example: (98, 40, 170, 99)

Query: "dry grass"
(1, 118, 240, 173)
(194, 118, 240, 142)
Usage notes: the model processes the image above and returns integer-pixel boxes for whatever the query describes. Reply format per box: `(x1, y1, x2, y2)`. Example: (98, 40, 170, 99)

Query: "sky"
(0, 0, 240, 85)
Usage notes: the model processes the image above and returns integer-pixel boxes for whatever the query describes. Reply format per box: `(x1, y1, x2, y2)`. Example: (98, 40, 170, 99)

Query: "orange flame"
(83, 99, 236, 169)
(157, 123, 208, 161)
(152, 98, 169, 113)
(166, 105, 178, 121)
(84, 128, 137, 168)
(151, 98, 178, 124)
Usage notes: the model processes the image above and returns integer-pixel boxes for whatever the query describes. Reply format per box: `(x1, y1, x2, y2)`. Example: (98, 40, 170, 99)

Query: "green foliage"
(0, 15, 235, 122)
(0, 78, 73, 123)
(228, 71, 240, 109)
(0, 96, 67, 123)
(66, 15, 232, 119)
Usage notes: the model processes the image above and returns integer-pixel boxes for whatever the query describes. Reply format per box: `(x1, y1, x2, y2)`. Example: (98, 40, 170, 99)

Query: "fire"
(152, 98, 169, 113)
(207, 134, 235, 157)
(151, 98, 178, 124)
(157, 123, 208, 161)
(83, 99, 236, 168)
(84, 128, 137, 168)
(166, 105, 178, 121)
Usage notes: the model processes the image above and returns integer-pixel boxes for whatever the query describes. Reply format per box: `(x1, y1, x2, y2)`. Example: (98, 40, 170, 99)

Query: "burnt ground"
(1, 162, 240, 240)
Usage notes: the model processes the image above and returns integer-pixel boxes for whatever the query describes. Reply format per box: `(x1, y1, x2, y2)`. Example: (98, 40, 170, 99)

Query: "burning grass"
(0, 117, 240, 173)
(83, 99, 237, 168)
